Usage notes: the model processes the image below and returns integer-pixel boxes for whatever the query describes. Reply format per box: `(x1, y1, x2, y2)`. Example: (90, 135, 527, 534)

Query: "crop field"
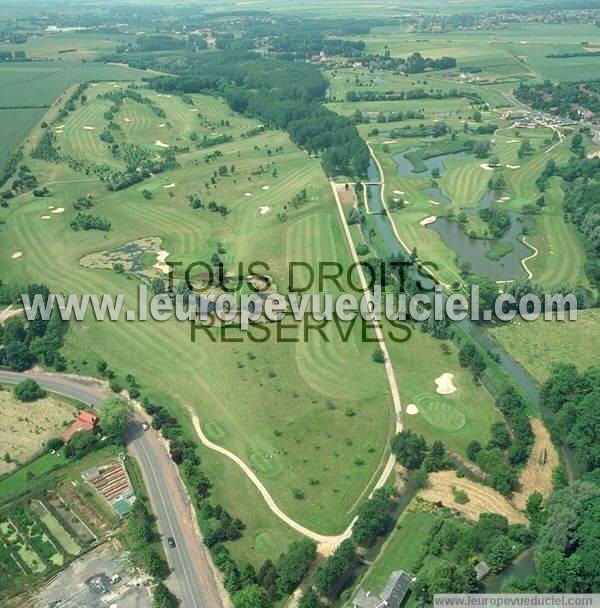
(489, 309, 600, 384)
(3, 32, 136, 60)
(0, 385, 76, 477)
(334, 23, 600, 81)
(0, 83, 396, 542)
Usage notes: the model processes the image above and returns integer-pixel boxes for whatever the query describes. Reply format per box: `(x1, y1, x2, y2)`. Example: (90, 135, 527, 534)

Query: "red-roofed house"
(61, 410, 99, 443)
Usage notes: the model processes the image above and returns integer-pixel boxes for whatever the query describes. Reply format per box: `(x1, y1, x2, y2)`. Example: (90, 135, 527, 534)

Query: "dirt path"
(191, 413, 357, 546)
(520, 236, 538, 280)
(188, 181, 405, 550)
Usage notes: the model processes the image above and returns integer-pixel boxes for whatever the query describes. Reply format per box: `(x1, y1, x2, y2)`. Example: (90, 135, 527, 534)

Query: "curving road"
(0, 370, 224, 608)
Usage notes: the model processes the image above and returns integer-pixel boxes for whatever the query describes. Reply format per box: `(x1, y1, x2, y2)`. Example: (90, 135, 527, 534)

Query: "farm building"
(82, 457, 136, 517)
(353, 570, 412, 608)
(60, 409, 99, 443)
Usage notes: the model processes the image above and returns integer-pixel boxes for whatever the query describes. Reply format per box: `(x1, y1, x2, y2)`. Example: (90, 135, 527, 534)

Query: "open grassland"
(0, 385, 77, 476)
(0, 84, 395, 541)
(489, 309, 600, 385)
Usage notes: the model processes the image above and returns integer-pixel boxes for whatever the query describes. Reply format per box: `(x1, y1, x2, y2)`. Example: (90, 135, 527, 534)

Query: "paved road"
(0, 370, 224, 608)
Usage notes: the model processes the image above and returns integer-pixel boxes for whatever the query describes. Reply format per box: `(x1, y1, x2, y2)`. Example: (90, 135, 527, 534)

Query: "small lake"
(485, 548, 536, 592)
(393, 148, 467, 178)
(427, 190, 533, 282)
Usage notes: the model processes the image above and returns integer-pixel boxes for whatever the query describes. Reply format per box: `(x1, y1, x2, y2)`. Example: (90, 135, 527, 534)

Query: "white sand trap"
(420, 216, 437, 226)
(586, 150, 600, 159)
(163, 94, 172, 98)
(383, 140, 396, 144)
(435, 372, 457, 395)
(158, 123, 166, 128)
(54, 130, 63, 134)
(40, 215, 51, 220)
(48, 205, 55, 209)
(393, 190, 405, 195)
(83, 126, 96, 130)
(406, 403, 419, 415)
(163, 183, 176, 189)
(259, 206, 271, 215)
(244, 192, 252, 197)
(11, 251, 22, 259)
(479, 163, 494, 171)
(491, 139, 496, 143)
(506, 164, 521, 169)
(429, 200, 441, 205)
(124, 118, 132, 122)
(189, 109, 197, 112)
(51, 207, 64, 214)
(153, 250, 171, 274)
(507, 139, 518, 143)
(403, 200, 412, 205)
(499, 196, 510, 201)
(261, 185, 270, 190)
(155, 140, 170, 148)
(54, 125, 65, 129)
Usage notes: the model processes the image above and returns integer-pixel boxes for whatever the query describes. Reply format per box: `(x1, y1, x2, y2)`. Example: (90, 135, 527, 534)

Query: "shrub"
(13, 379, 45, 402)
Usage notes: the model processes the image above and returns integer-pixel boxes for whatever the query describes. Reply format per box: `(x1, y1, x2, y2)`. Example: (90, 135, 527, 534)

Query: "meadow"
(489, 309, 600, 384)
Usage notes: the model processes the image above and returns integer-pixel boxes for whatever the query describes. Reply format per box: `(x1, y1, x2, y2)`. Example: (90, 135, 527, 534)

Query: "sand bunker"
(406, 403, 419, 415)
(54, 130, 63, 134)
(11, 251, 22, 259)
(261, 185, 270, 190)
(153, 250, 171, 275)
(479, 163, 494, 171)
(506, 164, 521, 169)
(124, 118, 132, 122)
(155, 140, 170, 148)
(158, 123, 166, 128)
(420, 216, 437, 226)
(499, 196, 510, 201)
(83, 126, 96, 130)
(40, 215, 51, 220)
(429, 200, 441, 205)
(54, 125, 65, 129)
(507, 139, 518, 143)
(163, 183, 176, 189)
(244, 192, 252, 197)
(393, 190, 405, 195)
(51, 207, 64, 214)
(586, 150, 600, 159)
(435, 372, 457, 395)
(259, 206, 271, 215)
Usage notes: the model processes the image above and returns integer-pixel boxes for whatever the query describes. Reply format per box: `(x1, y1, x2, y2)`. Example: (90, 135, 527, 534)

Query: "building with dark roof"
(353, 570, 412, 608)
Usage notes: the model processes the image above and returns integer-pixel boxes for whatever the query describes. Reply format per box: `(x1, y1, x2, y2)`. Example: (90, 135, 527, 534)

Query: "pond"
(422, 185, 451, 204)
(393, 148, 467, 178)
(427, 190, 534, 282)
(485, 548, 536, 592)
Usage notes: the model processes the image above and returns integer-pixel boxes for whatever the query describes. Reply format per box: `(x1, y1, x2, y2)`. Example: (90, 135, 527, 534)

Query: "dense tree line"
(0, 282, 67, 372)
(515, 79, 600, 121)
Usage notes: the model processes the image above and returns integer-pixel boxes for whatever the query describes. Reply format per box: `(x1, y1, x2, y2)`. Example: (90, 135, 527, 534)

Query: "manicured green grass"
(489, 308, 600, 385)
(353, 508, 439, 595)
(385, 326, 499, 457)
(33, 502, 81, 556)
(0, 84, 394, 539)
